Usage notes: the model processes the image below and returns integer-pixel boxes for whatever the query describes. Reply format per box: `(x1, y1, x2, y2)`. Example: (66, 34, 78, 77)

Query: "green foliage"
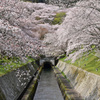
(35, 16, 41, 20)
(61, 71, 70, 82)
(52, 17, 62, 25)
(55, 12, 66, 18)
(65, 59, 72, 64)
(52, 12, 66, 25)
(73, 50, 100, 75)
(20, 0, 33, 2)
(59, 55, 66, 61)
(81, 45, 84, 49)
(55, 66, 70, 82)
(39, 54, 45, 58)
(69, 50, 76, 55)
(91, 44, 96, 49)
(0, 56, 34, 76)
(60, 49, 100, 75)
(59, 47, 100, 75)
(59, 55, 71, 64)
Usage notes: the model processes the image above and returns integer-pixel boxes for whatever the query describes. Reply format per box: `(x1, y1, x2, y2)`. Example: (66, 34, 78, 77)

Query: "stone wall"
(0, 62, 38, 100)
(56, 61, 100, 100)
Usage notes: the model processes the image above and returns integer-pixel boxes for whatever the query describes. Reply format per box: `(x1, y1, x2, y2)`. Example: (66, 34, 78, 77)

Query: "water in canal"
(33, 65, 64, 100)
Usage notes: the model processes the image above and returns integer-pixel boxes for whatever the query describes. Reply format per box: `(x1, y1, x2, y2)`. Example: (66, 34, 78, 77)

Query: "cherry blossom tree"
(43, 0, 100, 62)
(0, 0, 43, 61)
(0, 0, 62, 61)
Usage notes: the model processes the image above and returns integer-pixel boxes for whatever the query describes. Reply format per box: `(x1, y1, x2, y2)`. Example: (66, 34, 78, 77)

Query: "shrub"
(55, 12, 66, 18)
(35, 16, 41, 20)
(52, 12, 66, 25)
(91, 44, 96, 49)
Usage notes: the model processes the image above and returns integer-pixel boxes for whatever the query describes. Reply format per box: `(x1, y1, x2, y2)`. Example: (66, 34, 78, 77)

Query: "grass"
(0, 56, 34, 76)
(55, 66, 70, 82)
(73, 50, 100, 75)
(61, 71, 70, 82)
(59, 49, 100, 75)
(59, 55, 66, 61)
(69, 50, 76, 55)
(91, 44, 96, 49)
(59, 55, 71, 64)
(52, 12, 66, 25)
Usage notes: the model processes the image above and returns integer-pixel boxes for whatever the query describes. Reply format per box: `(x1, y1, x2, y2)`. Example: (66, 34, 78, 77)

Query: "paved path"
(33, 68, 64, 100)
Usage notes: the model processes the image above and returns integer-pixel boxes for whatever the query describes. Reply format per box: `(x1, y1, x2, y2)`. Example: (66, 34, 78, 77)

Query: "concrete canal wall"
(56, 60, 100, 100)
(0, 62, 38, 100)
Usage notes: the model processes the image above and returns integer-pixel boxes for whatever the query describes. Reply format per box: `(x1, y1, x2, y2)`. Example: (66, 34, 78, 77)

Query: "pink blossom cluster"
(43, 0, 100, 61)
(0, 0, 65, 60)
(0, 0, 49, 60)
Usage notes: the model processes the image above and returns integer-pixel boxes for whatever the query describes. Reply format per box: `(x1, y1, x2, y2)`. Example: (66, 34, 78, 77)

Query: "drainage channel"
(33, 66, 64, 100)
(20, 65, 83, 100)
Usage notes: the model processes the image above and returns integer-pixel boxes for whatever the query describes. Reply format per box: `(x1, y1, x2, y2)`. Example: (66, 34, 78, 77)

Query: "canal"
(33, 62, 64, 100)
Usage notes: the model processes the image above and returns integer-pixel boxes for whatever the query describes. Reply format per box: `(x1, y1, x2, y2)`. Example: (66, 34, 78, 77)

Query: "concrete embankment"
(56, 61, 100, 100)
(53, 66, 83, 100)
(21, 66, 42, 100)
(0, 61, 39, 100)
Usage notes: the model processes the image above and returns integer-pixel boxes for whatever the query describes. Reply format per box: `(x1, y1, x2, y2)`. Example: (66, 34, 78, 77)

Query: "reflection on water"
(33, 67, 64, 100)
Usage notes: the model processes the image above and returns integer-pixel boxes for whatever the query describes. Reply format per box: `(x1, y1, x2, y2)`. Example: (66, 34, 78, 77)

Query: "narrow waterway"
(33, 66, 64, 100)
